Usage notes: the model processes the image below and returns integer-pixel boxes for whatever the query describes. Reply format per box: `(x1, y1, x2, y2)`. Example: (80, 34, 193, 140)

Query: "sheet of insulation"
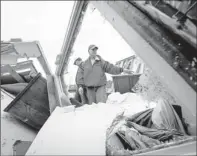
(26, 93, 147, 155)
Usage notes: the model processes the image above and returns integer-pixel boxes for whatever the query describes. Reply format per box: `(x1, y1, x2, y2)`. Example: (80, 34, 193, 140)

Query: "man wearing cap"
(79, 44, 133, 104)
(73, 57, 88, 104)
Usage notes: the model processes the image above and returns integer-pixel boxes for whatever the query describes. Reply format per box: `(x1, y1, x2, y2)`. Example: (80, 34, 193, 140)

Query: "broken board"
(4, 73, 50, 130)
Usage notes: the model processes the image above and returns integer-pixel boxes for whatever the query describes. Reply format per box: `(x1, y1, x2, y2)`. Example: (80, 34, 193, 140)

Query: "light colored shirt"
(90, 56, 100, 65)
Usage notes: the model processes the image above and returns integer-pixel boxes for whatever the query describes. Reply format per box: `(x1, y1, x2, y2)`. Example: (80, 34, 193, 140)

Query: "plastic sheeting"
(152, 99, 187, 135)
(106, 98, 188, 154)
(116, 125, 161, 150)
(127, 108, 153, 128)
(127, 122, 183, 142)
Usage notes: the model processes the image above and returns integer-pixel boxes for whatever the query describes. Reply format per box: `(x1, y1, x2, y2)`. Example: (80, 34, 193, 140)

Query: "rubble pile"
(106, 99, 196, 155)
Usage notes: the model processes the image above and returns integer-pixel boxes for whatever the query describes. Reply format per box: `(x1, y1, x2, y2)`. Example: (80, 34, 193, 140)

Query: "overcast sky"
(1, 1, 74, 74)
(1, 1, 135, 84)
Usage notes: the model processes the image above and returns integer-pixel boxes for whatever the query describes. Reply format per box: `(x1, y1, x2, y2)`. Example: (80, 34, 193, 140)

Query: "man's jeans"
(86, 85, 107, 104)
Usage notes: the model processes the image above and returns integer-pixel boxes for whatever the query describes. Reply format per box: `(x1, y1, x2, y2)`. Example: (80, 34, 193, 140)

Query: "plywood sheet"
(26, 104, 131, 155)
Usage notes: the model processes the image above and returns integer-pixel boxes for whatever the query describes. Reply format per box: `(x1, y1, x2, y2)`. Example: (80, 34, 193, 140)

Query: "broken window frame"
(54, 1, 89, 102)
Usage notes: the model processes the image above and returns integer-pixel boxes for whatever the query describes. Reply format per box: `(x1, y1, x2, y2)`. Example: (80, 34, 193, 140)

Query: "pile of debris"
(106, 99, 196, 155)
(1, 61, 50, 130)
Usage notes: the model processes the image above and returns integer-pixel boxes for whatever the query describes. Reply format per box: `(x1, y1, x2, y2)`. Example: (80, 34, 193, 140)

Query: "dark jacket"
(75, 62, 84, 88)
(82, 56, 123, 87)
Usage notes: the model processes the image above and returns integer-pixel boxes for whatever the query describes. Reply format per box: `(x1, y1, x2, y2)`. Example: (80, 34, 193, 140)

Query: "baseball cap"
(74, 57, 82, 65)
(88, 44, 98, 51)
